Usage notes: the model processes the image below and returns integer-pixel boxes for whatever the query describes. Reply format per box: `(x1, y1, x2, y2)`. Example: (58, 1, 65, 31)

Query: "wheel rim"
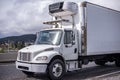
(52, 63, 63, 77)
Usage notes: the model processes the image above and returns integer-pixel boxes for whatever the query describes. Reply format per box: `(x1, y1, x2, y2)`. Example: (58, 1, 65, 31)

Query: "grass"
(0, 48, 5, 53)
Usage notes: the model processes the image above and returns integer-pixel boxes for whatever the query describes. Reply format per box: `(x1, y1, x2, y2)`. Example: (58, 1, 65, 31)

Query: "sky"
(0, 0, 120, 38)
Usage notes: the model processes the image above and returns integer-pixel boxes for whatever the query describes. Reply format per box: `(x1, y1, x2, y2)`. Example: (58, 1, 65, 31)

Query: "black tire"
(47, 59, 65, 80)
(95, 60, 106, 66)
(115, 59, 120, 67)
(22, 71, 34, 76)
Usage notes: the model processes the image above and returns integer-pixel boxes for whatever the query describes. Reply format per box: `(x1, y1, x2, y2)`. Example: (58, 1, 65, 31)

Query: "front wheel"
(47, 59, 65, 80)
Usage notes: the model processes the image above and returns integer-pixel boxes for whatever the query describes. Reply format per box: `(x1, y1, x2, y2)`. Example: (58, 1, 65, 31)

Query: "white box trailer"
(86, 3, 120, 55)
(16, 1, 120, 80)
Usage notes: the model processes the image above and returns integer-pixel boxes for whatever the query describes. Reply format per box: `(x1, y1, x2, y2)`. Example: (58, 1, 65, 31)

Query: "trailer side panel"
(86, 3, 120, 55)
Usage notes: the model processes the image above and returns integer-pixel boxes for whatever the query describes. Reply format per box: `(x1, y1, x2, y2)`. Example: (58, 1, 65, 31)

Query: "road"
(0, 62, 120, 80)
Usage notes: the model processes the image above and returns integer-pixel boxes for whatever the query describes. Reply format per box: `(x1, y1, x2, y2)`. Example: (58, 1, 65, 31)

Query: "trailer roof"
(81, 1, 120, 14)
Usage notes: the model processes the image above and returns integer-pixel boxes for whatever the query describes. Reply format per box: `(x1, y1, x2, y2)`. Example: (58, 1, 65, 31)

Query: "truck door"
(62, 30, 78, 60)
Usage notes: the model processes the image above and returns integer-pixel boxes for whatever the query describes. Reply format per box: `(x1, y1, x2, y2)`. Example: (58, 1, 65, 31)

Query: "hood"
(19, 45, 55, 53)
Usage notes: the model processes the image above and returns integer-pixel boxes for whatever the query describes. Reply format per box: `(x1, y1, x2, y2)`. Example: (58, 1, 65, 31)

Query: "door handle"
(74, 48, 77, 53)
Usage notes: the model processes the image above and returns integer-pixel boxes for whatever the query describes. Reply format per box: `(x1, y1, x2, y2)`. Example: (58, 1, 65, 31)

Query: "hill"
(0, 34, 36, 43)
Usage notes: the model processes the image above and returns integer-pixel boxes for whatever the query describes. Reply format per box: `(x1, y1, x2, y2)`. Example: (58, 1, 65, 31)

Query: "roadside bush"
(0, 48, 5, 53)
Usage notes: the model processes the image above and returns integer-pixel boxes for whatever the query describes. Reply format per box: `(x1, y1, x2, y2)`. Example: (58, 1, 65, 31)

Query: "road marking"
(92, 70, 120, 79)
(0, 64, 15, 66)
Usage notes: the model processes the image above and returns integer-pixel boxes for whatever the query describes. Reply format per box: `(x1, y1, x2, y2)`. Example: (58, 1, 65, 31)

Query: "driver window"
(64, 30, 75, 44)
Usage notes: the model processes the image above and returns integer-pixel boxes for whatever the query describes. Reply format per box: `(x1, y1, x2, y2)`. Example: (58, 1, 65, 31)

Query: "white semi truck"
(16, 1, 120, 80)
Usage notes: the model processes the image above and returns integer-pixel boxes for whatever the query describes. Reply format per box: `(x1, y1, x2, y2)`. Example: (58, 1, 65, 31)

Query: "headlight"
(36, 56, 48, 61)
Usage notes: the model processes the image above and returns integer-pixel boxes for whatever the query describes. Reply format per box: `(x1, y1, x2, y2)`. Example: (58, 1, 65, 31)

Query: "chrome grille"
(19, 52, 31, 61)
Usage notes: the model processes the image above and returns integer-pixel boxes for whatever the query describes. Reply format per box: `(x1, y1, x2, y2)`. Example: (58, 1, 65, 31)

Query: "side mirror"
(72, 40, 75, 45)
(72, 32, 75, 45)
(36, 32, 39, 37)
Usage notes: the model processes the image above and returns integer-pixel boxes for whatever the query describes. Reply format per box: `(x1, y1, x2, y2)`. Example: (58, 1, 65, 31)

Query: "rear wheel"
(47, 59, 65, 80)
(95, 60, 106, 66)
(115, 59, 120, 67)
(22, 71, 34, 76)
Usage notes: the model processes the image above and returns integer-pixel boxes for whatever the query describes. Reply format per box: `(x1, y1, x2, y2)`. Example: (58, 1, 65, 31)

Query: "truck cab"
(16, 2, 80, 80)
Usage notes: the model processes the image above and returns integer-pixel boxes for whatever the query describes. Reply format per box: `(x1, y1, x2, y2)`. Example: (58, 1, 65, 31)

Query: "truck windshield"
(35, 30, 62, 45)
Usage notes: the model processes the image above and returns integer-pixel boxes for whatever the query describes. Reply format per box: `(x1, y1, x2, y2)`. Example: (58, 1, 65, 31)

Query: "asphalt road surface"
(0, 62, 120, 80)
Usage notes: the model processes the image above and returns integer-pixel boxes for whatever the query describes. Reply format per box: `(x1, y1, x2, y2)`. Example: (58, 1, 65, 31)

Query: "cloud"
(0, 0, 53, 38)
(0, 0, 120, 38)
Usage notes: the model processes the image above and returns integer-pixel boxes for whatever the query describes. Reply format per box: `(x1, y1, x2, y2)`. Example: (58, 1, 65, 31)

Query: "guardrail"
(0, 52, 17, 63)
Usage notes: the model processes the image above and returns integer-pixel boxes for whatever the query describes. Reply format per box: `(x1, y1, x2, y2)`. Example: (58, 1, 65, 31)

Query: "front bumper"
(16, 61, 47, 73)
